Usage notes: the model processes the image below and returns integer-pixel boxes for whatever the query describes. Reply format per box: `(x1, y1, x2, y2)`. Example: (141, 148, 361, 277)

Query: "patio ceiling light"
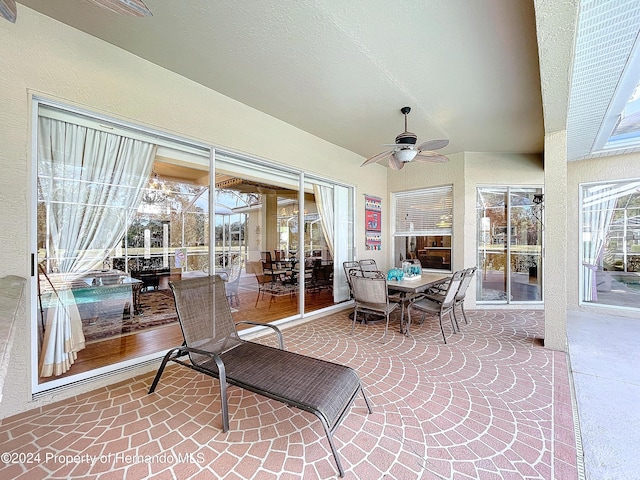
(393, 149, 418, 163)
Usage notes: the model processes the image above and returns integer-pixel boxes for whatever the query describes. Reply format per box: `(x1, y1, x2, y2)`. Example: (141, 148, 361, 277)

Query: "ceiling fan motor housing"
(395, 131, 418, 145)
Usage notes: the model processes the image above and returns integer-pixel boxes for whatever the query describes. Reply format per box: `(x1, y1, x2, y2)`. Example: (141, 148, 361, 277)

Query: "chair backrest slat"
(350, 272, 388, 306)
(169, 275, 243, 366)
(455, 266, 477, 302)
(358, 259, 377, 272)
(343, 261, 360, 279)
(441, 270, 465, 307)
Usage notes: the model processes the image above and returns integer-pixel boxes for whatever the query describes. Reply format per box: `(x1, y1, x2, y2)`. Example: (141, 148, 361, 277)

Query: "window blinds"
(394, 185, 453, 235)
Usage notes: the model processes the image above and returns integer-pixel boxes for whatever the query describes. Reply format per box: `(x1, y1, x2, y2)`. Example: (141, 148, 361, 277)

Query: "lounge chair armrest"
(150, 345, 227, 396)
(235, 321, 285, 349)
(170, 345, 227, 374)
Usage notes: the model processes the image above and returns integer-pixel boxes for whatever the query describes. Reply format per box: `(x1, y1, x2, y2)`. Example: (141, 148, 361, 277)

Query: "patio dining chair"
(453, 266, 476, 324)
(422, 267, 477, 326)
(349, 270, 399, 342)
(247, 260, 296, 308)
(149, 275, 372, 477)
(358, 258, 378, 275)
(407, 269, 464, 343)
(342, 260, 361, 297)
(356, 259, 403, 303)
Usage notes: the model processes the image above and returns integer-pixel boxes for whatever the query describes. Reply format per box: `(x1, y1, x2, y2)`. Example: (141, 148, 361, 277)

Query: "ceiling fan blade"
(381, 143, 416, 148)
(0, 0, 17, 23)
(361, 149, 393, 167)
(388, 155, 404, 170)
(417, 139, 449, 151)
(413, 152, 450, 163)
(86, 0, 153, 17)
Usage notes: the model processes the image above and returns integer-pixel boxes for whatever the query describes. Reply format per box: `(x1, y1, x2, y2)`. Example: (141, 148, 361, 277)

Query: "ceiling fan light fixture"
(394, 149, 418, 163)
(361, 106, 449, 168)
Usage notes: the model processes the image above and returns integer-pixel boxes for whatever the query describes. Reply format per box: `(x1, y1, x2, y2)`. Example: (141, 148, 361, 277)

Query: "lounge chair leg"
(148, 348, 180, 394)
(320, 421, 345, 477)
(360, 386, 373, 414)
(212, 356, 230, 433)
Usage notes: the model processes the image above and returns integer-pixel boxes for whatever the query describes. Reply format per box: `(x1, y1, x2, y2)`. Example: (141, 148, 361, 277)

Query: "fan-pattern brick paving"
(0, 309, 576, 479)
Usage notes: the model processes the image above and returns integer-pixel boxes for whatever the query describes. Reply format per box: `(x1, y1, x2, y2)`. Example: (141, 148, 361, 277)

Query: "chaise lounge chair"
(148, 274, 372, 477)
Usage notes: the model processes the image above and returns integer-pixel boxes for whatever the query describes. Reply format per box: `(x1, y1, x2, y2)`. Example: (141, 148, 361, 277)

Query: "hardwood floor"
(39, 276, 338, 383)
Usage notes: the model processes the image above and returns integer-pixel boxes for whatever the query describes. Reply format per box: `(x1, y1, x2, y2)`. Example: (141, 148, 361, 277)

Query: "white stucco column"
(544, 130, 568, 351)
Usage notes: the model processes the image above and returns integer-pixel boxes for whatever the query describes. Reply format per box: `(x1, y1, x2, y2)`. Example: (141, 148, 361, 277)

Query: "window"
(392, 186, 453, 272)
(581, 179, 640, 309)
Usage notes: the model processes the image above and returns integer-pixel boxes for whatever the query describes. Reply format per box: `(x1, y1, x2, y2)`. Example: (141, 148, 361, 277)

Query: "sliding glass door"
(34, 102, 211, 389)
(303, 176, 354, 314)
(33, 100, 356, 392)
(214, 156, 355, 321)
(476, 187, 543, 303)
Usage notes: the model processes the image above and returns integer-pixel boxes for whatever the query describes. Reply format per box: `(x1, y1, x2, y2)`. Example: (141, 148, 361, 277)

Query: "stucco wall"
(0, 8, 387, 418)
(567, 151, 640, 318)
(543, 130, 568, 351)
(388, 151, 544, 310)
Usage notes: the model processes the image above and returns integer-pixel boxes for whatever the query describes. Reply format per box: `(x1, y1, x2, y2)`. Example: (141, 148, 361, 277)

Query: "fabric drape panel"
(37, 117, 157, 377)
(313, 184, 334, 258)
(582, 187, 616, 302)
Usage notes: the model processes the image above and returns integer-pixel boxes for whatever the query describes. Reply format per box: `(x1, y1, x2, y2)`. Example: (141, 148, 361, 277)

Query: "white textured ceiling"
(16, 0, 544, 162)
(17, 0, 637, 164)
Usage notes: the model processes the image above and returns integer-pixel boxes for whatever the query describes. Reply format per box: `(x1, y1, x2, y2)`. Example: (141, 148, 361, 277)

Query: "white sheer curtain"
(582, 186, 617, 302)
(38, 117, 157, 377)
(313, 184, 334, 258)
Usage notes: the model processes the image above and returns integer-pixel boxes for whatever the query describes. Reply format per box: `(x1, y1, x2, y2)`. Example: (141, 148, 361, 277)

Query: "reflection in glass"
(36, 108, 211, 383)
(582, 180, 640, 309)
(214, 158, 354, 322)
(476, 187, 543, 303)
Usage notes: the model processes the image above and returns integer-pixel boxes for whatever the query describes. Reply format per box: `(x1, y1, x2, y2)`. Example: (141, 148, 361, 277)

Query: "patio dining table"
(387, 272, 451, 334)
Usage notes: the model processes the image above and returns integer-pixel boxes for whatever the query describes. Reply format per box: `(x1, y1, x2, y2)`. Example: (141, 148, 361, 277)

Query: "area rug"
(81, 289, 178, 343)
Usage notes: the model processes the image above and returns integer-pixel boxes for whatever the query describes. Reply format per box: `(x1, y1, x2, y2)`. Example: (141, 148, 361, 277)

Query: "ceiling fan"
(361, 106, 449, 170)
(0, 0, 152, 23)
